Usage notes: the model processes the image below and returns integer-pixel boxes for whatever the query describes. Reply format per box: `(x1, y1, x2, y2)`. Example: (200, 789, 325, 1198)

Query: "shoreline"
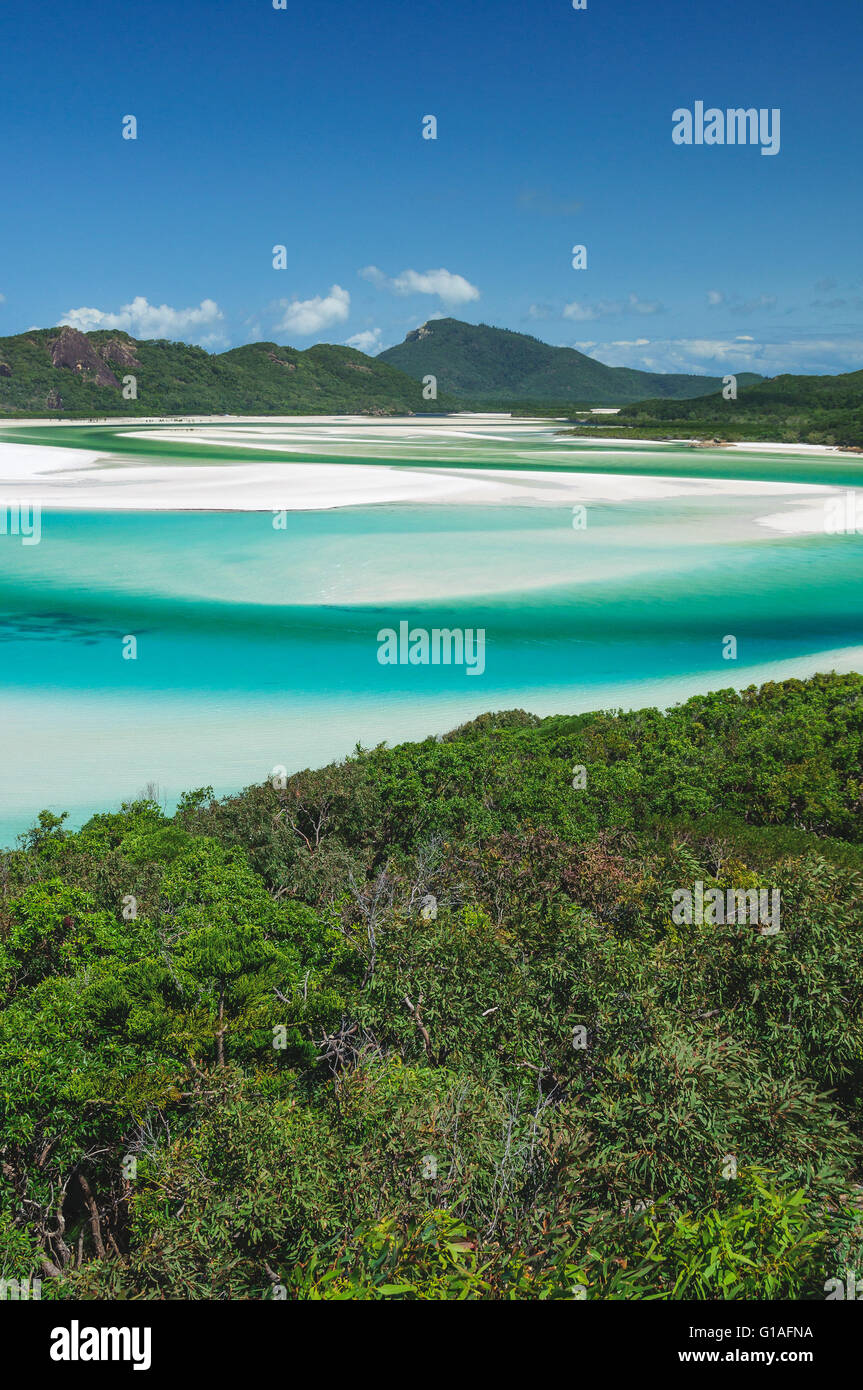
(3, 643, 863, 849)
(0, 437, 835, 517)
(2, 414, 861, 458)
(560, 433, 863, 456)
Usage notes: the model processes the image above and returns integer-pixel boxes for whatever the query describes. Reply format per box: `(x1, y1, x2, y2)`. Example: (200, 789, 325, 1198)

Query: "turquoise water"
(1, 425, 862, 845)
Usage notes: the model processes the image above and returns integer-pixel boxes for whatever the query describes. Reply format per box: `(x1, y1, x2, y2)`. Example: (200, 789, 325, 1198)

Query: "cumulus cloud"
(345, 327, 384, 354)
(563, 301, 610, 323)
(563, 293, 663, 322)
(275, 285, 350, 336)
(569, 333, 863, 376)
(60, 296, 226, 346)
(359, 266, 388, 291)
(360, 265, 480, 304)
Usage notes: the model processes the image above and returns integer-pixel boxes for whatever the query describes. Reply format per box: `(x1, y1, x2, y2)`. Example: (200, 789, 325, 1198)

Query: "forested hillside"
(583, 369, 863, 448)
(1, 673, 862, 1300)
(378, 318, 762, 405)
(0, 327, 451, 418)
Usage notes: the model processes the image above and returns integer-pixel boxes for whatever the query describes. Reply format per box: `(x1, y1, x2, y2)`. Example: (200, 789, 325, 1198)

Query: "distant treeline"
(567, 369, 863, 448)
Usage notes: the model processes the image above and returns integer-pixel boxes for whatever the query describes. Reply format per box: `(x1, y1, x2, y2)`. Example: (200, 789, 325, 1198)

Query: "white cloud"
(0, 292, 5, 304)
(563, 301, 608, 322)
(60, 295, 226, 346)
(345, 327, 383, 354)
(360, 265, 480, 304)
(707, 290, 724, 306)
(359, 266, 388, 290)
(570, 333, 863, 376)
(276, 285, 350, 336)
(563, 293, 663, 322)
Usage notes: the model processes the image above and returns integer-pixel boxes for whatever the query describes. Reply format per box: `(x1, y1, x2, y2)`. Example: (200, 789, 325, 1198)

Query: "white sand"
(758, 497, 863, 536)
(3, 415, 858, 458)
(0, 411, 845, 517)
(555, 433, 863, 458)
(724, 440, 862, 456)
(0, 436, 835, 515)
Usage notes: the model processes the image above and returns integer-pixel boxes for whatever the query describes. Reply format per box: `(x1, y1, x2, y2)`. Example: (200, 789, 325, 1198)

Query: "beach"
(1, 416, 861, 844)
(0, 414, 844, 517)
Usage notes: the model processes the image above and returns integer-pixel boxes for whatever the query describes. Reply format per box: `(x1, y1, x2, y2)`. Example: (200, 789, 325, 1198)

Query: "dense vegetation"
(2, 673, 862, 1300)
(571, 370, 863, 449)
(379, 318, 761, 406)
(9, 322, 858, 436)
(0, 327, 454, 419)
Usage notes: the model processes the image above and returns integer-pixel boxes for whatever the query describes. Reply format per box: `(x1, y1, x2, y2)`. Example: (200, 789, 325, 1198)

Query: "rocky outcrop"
(99, 337, 141, 369)
(0, 361, 11, 378)
(0, 324, 439, 416)
(49, 327, 121, 388)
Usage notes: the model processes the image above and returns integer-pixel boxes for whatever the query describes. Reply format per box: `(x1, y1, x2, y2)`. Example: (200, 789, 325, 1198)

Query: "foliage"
(572, 368, 863, 447)
(0, 328, 456, 418)
(378, 317, 759, 405)
(2, 673, 862, 1300)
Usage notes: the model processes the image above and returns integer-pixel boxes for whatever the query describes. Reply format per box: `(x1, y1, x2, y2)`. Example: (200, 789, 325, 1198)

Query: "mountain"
(609, 369, 863, 448)
(0, 320, 770, 419)
(377, 318, 763, 406)
(0, 327, 453, 418)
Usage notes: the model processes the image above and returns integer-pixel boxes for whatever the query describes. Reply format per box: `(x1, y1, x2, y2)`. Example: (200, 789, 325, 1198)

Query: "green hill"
(378, 317, 762, 406)
(0, 326, 454, 418)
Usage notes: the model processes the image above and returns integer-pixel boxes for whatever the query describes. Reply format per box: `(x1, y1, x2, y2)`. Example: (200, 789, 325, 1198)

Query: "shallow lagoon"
(0, 419, 861, 844)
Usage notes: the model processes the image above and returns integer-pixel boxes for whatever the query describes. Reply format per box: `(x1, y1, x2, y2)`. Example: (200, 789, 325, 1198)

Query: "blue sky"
(1, 0, 861, 376)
